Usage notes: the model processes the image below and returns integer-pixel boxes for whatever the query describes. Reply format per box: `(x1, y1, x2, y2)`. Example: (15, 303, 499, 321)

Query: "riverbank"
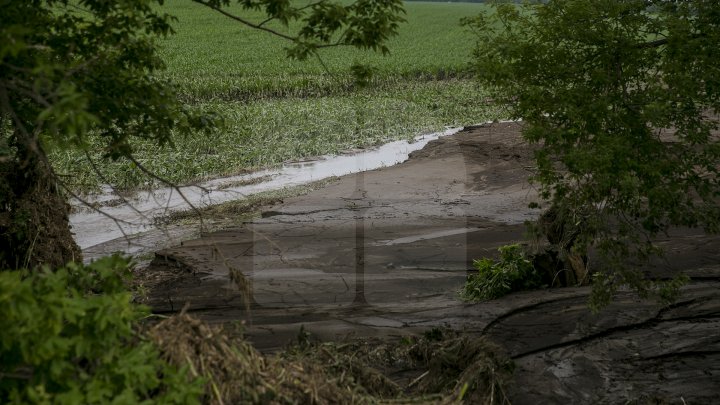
(72, 126, 468, 262)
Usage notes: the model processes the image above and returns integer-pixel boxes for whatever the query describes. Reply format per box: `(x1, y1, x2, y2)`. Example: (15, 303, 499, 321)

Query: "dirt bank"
(140, 122, 720, 403)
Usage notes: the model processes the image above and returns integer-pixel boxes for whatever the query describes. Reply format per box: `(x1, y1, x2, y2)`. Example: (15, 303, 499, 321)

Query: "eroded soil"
(139, 122, 720, 403)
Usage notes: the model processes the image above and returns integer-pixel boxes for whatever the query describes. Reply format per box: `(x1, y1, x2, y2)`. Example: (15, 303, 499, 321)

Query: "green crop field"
(51, 1, 503, 193)
(159, 1, 489, 100)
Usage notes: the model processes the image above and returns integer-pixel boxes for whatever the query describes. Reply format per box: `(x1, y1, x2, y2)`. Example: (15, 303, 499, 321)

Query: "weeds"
(461, 244, 543, 301)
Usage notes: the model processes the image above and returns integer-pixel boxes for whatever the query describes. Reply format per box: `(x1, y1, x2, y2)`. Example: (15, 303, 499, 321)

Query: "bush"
(461, 244, 542, 301)
(0, 256, 203, 404)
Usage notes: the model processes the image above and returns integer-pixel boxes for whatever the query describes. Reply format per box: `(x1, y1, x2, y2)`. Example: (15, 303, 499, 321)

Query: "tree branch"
(638, 38, 668, 49)
(257, 0, 325, 27)
(639, 32, 706, 49)
(2, 79, 52, 108)
(256, 15, 276, 28)
(82, 150, 155, 226)
(191, 0, 297, 42)
(125, 155, 207, 228)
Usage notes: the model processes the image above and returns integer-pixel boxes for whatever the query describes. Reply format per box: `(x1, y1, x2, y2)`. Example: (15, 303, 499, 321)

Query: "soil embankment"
(141, 122, 720, 403)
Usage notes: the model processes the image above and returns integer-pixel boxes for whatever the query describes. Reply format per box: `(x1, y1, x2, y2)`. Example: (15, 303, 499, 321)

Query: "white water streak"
(70, 127, 464, 250)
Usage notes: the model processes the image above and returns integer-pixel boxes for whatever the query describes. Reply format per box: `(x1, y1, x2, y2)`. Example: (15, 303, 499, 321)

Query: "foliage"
(53, 81, 501, 192)
(461, 244, 542, 301)
(1, 0, 408, 266)
(192, 0, 406, 62)
(0, 0, 215, 161)
(0, 256, 202, 404)
(0, 0, 218, 268)
(157, 1, 488, 101)
(50, 2, 502, 193)
(467, 0, 720, 307)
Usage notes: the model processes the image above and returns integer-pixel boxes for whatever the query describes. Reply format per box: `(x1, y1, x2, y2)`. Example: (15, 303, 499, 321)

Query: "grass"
(159, 1, 489, 100)
(50, 1, 500, 194)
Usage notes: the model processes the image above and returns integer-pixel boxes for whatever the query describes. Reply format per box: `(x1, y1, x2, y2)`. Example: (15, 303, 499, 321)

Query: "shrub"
(461, 244, 542, 301)
(0, 256, 202, 404)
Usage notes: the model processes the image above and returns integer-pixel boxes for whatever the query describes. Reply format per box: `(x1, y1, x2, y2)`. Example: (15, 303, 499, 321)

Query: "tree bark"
(0, 132, 81, 270)
(539, 205, 589, 286)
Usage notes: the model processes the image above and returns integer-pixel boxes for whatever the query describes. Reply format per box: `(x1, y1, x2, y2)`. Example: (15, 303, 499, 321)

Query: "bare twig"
(256, 15, 276, 28)
(82, 150, 155, 225)
(125, 155, 207, 232)
(3, 79, 53, 108)
(406, 370, 429, 389)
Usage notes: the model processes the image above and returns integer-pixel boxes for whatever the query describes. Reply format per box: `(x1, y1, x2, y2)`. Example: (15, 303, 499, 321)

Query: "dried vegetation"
(148, 314, 514, 404)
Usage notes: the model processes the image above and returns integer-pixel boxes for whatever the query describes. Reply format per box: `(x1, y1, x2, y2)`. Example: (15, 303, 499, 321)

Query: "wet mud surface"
(71, 127, 463, 253)
(139, 122, 720, 403)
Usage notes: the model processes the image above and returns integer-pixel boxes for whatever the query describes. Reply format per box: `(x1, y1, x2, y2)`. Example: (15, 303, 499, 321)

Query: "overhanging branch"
(191, 0, 297, 42)
(639, 32, 705, 49)
(639, 38, 668, 49)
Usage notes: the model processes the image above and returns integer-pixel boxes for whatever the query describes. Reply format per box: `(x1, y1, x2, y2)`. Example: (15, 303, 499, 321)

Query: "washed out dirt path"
(141, 122, 720, 403)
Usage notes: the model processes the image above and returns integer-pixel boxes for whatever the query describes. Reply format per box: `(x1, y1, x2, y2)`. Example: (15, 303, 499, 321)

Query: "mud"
(70, 127, 464, 252)
(138, 122, 720, 403)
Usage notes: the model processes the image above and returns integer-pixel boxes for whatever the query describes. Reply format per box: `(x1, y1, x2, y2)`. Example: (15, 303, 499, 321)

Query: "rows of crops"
(52, 1, 502, 193)
(160, 1, 487, 99)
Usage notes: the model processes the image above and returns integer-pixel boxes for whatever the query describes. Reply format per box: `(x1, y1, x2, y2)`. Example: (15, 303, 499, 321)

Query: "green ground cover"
(51, 1, 501, 193)
(160, 1, 487, 100)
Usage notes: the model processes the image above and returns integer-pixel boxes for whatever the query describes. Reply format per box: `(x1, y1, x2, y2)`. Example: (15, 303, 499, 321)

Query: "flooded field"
(71, 127, 464, 252)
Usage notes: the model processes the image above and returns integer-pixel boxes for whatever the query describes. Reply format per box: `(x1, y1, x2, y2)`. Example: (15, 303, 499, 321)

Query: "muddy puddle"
(70, 127, 464, 254)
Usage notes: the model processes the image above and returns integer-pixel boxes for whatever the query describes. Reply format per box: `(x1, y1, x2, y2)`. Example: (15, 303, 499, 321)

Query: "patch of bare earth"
(137, 122, 720, 403)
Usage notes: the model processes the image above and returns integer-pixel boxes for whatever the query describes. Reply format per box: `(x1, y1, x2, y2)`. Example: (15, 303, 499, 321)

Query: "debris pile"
(149, 315, 513, 404)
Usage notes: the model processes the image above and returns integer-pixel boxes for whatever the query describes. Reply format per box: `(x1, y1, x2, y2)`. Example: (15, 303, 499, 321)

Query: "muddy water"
(70, 127, 464, 253)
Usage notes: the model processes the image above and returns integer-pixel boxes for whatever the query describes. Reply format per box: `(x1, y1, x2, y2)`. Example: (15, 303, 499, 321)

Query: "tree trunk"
(539, 205, 590, 286)
(567, 252, 588, 285)
(0, 135, 81, 270)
